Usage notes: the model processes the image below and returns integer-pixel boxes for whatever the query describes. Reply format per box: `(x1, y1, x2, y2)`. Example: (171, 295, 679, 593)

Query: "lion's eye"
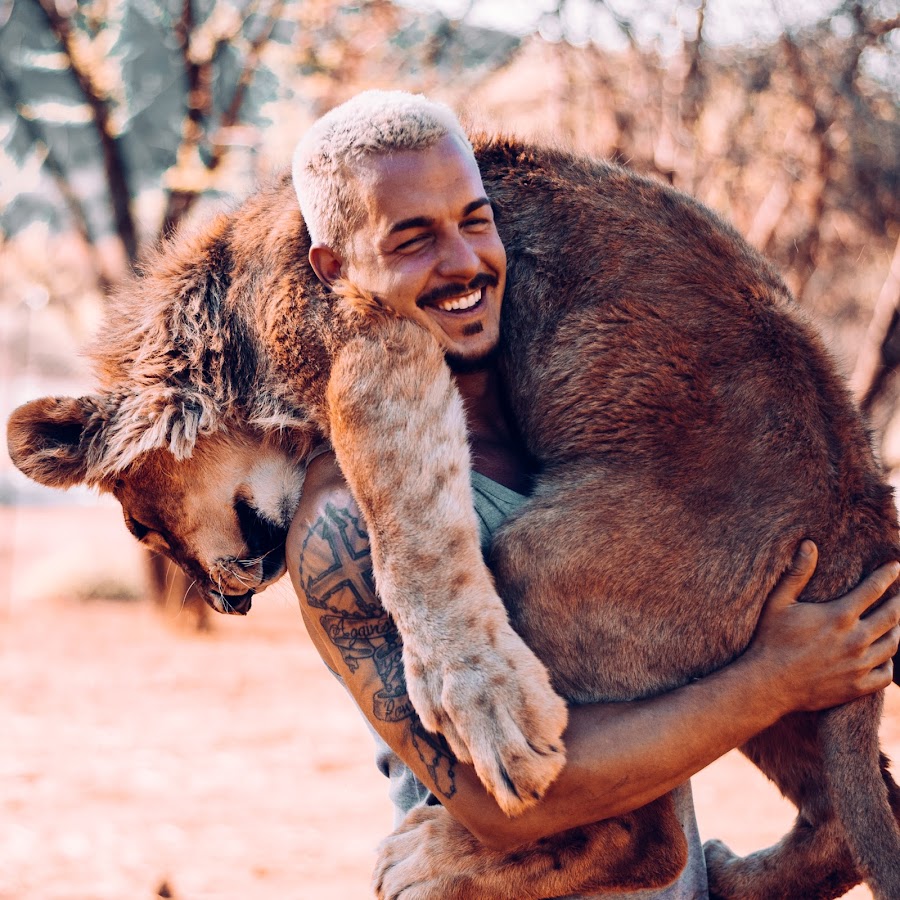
(125, 517, 150, 541)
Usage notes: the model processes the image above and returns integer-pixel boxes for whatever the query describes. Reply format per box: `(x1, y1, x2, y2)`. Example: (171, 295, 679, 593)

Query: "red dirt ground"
(3, 504, 898, 900)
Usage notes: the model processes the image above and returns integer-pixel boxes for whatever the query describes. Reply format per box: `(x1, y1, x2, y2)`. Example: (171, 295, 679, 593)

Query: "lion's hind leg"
(490, 463, 757, 703)
(705, 700, 900, 900)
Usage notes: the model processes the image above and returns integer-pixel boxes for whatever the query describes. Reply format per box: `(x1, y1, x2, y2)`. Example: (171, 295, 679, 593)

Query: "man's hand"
(747, 540, 900, 716)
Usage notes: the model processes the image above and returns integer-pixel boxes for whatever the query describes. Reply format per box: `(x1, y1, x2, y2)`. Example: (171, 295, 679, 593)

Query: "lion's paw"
(373, 806, 509, 900)
(373, 807, 457, 900)
(405, 621, 568, 817)
(703, 838, 744, 900)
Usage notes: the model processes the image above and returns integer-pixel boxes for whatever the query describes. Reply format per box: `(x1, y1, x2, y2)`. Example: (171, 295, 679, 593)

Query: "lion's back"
(474, 140, 898, 697)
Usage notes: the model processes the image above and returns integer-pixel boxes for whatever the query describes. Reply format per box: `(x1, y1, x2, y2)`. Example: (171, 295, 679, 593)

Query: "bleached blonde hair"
(292, 90, 473, 251)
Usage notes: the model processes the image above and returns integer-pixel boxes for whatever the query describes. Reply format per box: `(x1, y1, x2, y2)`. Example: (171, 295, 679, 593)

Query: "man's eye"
(394, 234, 429, 253)
(462, 217, 490, 231)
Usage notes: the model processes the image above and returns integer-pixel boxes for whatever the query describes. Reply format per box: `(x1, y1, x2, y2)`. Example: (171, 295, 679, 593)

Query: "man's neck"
(453, 367, 533, 494)
(453, 368, 503, 437)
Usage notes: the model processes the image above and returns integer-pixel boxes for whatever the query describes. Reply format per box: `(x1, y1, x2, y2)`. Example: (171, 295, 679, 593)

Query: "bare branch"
(780, 31, 835, 296)
(210, 0, 285, 167)
(29, 0, 137, 263)
(682, 0, 708, 127)
(869, 15, 900, 38)
(160, 0, 284, 237)
(160, 0, 212, 237)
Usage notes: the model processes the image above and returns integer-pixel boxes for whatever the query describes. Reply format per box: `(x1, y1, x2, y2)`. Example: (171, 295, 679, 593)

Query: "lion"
(144, 552, 210, 631)
(7, 136, 900, 899)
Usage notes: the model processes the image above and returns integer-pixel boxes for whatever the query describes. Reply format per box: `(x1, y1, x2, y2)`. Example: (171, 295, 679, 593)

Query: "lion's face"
(111, 433, 305, 614)
(7, 396, 306, 615)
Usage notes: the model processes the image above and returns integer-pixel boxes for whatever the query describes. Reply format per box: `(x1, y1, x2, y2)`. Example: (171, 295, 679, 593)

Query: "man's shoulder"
(300, 450, 356, 514)
(286, 451, 383, 676)
(287, 449, 372, 582)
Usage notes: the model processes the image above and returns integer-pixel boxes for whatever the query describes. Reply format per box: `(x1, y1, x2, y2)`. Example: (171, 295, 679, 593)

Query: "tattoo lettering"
(411, 727, 457, 799)
(299, 501, 455, 798)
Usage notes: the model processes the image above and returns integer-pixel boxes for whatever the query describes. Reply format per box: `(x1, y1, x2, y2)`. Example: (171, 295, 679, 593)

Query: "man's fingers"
(859, 592, 900, 644)
(864, 623, 900, 665)
(846, 561, 900, 619)
(769, 540, 818, 606)
(864, 656, 895, 693)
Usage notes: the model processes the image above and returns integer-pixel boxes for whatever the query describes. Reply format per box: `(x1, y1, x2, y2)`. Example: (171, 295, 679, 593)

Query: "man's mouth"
(433, 288, 483, 313)
(417, 273, 497, 314)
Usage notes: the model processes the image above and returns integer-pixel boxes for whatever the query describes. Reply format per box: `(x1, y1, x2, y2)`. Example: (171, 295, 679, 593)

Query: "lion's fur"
(7, 136, 900, 898)
(85, 193, 330, 475)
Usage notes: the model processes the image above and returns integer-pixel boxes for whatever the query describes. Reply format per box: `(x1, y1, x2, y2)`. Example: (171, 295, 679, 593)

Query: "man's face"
(340, 135, 507, 367)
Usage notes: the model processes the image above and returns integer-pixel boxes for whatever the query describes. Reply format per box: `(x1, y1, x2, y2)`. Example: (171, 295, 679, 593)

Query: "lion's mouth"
(204, 499, 291, 616)
(216, 590, 255, 615)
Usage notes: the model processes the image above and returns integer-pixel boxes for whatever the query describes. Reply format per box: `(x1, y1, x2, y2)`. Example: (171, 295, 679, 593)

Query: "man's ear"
(309, 244, 344, 287)
(6, 396, 101, 489)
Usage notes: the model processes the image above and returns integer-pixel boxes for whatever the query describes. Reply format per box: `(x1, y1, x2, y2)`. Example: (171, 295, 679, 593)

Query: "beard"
(445, 337, 500, 375)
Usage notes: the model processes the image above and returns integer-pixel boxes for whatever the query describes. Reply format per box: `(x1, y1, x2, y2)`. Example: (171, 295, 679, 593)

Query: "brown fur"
(6, 137, 900, 898)
(144, 552, 210, 631)
(375, 794, 687, 900)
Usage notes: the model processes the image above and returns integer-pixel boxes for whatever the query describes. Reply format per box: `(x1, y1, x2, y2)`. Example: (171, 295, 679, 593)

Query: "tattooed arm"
(289, 455, 460, 804)
(287, 455, 681, 850)
(287, 451, 900, 854)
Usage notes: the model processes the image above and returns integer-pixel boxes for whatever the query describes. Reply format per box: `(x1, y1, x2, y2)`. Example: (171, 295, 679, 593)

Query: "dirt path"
(3, 505, 898, 899)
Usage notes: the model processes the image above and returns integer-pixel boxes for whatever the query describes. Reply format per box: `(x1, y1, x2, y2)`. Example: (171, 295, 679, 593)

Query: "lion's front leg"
(326, 317, 568, 815)
(374, 798, 687, 900)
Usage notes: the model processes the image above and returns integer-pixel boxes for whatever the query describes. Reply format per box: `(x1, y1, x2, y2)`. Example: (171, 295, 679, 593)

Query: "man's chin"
(445, 343, 499, 374)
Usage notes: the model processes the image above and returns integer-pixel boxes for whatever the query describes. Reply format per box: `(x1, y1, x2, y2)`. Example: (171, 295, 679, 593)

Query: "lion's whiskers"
(164, 558, 194, 619)
(181, 577, 199, 615)
(229, 569, 254, 588)
(237, 541, 286, 570)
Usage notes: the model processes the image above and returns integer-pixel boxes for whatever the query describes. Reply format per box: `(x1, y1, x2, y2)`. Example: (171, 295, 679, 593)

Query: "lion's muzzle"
(211, 590, 254, 615)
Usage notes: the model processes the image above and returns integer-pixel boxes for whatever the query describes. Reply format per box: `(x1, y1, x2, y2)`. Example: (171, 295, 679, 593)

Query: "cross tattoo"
(301, 501, 380, 617)
(299, 501, 457, 799)
(300, 501, 406, 692)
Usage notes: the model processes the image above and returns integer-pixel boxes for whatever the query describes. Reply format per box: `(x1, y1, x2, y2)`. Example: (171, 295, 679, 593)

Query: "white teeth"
(436, 289, 481, 312)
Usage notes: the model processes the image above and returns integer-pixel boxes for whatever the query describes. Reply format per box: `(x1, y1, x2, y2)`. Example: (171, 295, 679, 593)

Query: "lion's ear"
(6, 396, 102, 489)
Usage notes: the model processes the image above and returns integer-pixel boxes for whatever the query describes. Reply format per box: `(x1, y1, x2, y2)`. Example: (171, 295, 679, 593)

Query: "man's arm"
(287, 452, 900, 852)
(291, 464, 462, 802)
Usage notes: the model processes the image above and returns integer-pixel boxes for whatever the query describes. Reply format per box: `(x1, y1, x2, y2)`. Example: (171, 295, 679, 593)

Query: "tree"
(0, 0, 289, 277)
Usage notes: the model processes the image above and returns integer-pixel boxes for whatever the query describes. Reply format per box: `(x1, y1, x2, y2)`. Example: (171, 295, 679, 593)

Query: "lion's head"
(7, 395, 306, 614)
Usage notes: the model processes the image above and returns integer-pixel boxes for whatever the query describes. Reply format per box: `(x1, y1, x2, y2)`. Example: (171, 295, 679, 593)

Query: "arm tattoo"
(299, 501, 456, 798)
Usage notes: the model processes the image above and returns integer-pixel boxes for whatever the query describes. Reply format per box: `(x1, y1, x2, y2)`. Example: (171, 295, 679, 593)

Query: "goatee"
(446, 341, 500, 375)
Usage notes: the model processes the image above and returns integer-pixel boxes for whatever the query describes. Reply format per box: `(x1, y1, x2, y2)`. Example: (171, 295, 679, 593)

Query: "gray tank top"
(357, 470, 708, 898)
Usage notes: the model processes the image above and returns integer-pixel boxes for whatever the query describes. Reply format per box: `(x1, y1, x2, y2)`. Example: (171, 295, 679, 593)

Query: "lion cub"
(8, 137, 900, 898)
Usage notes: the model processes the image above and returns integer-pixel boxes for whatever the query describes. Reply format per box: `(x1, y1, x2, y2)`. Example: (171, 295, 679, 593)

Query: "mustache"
(417, 272, 498, 308)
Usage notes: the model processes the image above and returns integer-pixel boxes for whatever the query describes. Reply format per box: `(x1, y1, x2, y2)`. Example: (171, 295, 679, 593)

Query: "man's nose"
(436, 232, 480, 280)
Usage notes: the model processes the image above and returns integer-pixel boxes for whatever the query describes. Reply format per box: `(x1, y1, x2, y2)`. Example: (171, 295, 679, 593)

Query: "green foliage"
(0, 0, 87, 171)
(115, 2, 185, 186)
(0, 0, 283, 246)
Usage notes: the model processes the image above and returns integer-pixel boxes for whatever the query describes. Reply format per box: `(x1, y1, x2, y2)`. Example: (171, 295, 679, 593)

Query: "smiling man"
(285, 91, 900, 899)
(301, 107, 506, 373)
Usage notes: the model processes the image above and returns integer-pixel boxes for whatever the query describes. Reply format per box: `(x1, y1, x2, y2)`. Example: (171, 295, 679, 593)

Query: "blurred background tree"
(1, 0, 898, 474)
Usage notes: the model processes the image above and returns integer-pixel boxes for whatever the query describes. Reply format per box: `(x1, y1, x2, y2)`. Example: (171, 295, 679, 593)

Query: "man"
(285, 91, 900, 898)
